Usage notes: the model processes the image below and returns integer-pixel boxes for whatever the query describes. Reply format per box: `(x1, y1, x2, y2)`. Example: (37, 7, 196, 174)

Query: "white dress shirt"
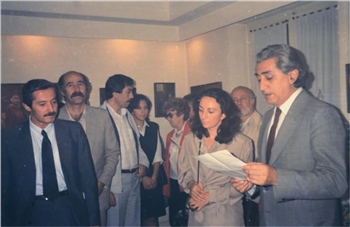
(29, 118, 67, 195)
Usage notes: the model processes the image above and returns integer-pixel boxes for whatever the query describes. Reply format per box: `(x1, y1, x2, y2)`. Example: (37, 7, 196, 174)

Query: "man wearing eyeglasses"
(231, 86, 262, 226)
(100, 74, 149, 227)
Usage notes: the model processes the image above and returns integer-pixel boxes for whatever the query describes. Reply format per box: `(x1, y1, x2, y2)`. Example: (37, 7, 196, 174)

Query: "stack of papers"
(193, 149, 247, 180)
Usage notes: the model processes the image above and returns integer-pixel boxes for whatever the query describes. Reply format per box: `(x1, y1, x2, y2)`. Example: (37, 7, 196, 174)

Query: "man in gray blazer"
(232, 44, 347, 226)
(57, 71, 120, 226)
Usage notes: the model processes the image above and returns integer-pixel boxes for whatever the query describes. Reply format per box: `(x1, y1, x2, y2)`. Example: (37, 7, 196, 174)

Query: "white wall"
(1, 35, 188, 139)
(186, 23, 249, 94)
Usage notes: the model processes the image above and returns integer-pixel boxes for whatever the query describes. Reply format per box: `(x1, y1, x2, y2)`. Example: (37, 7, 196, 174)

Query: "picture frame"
(346, 63, 350, 113)
(154, 83, 175, 117)
(190, 81, 222, 95)
(1, 83, 29, 129)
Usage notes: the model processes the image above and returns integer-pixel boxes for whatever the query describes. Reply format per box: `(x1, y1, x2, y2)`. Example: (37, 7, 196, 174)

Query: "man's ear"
(22, 103, 31, 112)
(288, 69, 299, 84)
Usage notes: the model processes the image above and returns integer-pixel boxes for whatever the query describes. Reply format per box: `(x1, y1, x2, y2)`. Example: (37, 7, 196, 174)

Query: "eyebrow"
(255, 70, 271, 77)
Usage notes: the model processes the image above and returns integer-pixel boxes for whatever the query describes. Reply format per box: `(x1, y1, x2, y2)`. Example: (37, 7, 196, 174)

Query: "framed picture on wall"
(154, 83, 175, 117)
(1, 83, 29, 129)
(190, 81, 222, 96)
(346, 64, 350, 113)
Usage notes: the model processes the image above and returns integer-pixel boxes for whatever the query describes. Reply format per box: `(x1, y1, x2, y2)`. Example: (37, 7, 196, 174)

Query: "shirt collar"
(67, 106, 86, 122)
(278, 87, 303, 115)
(105, 101, 128, 116)
(29, 116, 54, 134)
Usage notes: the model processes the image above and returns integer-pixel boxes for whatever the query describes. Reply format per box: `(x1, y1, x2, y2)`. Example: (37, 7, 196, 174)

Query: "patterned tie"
(266, 108, 281, 163)
(41, 130, 59, 198)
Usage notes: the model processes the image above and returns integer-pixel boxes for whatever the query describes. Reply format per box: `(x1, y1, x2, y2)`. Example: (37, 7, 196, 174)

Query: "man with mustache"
(1, 79, 100, 226)
(231, 86, 262, 226)
(100, 74, 149, 227)
(57, 71, 120, 226)
(232, 44, 347, 226)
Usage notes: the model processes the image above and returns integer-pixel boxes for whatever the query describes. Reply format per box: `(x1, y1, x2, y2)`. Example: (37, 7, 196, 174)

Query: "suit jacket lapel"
(54, 119, 71, 186)
(84, 106, 95, 147)
(18, 121, 37, 194)
(269, 91, 308, 165)
(259, 110, 273, 164)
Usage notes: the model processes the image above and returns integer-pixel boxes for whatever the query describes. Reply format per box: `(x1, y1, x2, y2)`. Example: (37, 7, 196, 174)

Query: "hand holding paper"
(193, 149, 247, 179)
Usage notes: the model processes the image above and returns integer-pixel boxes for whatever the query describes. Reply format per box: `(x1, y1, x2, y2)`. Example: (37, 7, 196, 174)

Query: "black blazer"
(1, 119, 100, 226)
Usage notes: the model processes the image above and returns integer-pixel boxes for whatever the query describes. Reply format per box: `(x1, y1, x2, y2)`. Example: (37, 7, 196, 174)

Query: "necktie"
(41, 130, 59, 198)
(266, 108, 281, 163)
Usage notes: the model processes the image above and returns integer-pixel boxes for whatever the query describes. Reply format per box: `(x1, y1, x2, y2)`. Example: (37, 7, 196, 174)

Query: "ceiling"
(1, 1, 309, 41)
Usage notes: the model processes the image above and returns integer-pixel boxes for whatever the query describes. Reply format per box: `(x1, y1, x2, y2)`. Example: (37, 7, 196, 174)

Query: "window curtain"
(252, 23, 288, 114)
(294, 6, 340, 107)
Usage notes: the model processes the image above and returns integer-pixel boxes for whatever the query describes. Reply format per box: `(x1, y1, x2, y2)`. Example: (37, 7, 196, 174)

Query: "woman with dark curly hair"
(162, 97, 191, 226)
(128, 94, 166, 226)
(178, 88, 253, 226)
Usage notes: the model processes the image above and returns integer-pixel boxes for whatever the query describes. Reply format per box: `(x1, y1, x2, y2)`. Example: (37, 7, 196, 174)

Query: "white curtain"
(295, 6, 340, 107)
(252, 23, 288, 114)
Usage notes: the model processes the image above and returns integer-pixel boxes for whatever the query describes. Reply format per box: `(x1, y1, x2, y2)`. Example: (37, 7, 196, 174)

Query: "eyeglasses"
(165, 112, 176, 119)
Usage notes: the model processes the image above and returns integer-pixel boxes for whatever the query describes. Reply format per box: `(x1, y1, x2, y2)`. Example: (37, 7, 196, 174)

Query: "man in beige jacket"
(231, 86, 262, 226)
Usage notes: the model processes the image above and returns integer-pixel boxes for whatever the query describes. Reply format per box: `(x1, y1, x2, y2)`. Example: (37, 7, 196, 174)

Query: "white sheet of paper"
(193, 149, 247, 180)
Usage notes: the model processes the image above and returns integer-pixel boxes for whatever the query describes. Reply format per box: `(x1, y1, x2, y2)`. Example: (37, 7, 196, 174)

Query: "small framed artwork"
(190, 81, 222, 95)
(154, 83, 175, 117)
(346, 64, 350, 113)
(1, 83, 29, 129)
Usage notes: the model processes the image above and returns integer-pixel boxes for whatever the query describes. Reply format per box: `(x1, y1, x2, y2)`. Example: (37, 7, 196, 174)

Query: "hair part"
(256, 44, 310, 88)
(105, 74, 135, 100)
(22, 79, 57, 108)
(191, 88, 241, 144)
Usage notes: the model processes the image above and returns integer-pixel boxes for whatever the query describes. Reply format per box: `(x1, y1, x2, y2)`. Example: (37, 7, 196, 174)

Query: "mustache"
(71, 92, 85, 99)
(44, 112, 57, 117)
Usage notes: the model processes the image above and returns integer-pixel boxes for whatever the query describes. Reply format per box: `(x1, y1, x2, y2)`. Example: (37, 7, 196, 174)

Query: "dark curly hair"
(162, 97, 190, 121)
(191, 88, 241, 144)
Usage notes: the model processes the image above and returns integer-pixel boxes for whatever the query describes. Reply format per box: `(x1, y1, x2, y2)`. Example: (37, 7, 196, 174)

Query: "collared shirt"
(169, 123, 186, 179)
(241, 114, 253, 130)
(268, 87, 303, 139)
(106, 103, 137, 170)
(66, 107, 87, 132)
(29, 117, 67, 195)
(138, 121, 163, 164)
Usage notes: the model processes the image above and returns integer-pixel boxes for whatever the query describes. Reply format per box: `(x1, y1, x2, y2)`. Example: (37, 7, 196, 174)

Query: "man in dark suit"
(1, 79, 100, 226)
(232, 44, 347, 226)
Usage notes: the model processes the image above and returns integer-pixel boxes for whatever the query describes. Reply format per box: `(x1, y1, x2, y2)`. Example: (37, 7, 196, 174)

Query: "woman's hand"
(189, 182, 207, 202)
(188, 190, 209, 212)
(142, 176, 156, 190)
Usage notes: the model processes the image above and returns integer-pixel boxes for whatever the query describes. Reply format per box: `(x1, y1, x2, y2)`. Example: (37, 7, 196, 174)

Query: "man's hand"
(230, 178, 253, 193)
(97, 181, 105, 196)
(243, 162, 277, 186)
(109, 192, 116, 207)
(135, 164, 147, 178)
(142, 176, 156, 190)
